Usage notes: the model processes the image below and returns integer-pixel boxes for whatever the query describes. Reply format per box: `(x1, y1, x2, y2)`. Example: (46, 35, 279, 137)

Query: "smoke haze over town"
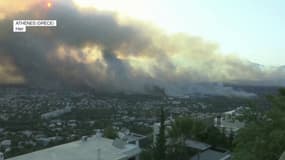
(0, 0, 284, 97)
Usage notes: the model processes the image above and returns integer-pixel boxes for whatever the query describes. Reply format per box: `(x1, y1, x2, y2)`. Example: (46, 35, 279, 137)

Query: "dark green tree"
(153, 107, 166, 160)
(140, 148, 153, 160)
(168, 117, 207, 141)
(167, 117, 232, 159)
(167, 117, 207, 160)
(233, 88, 285, 160)
(202, 126, 230, 149)
(103, 126, 117, 139)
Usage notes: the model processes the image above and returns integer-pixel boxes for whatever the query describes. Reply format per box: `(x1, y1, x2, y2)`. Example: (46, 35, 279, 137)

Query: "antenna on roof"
(97, 148, 101, 160)
(81, 136, 88, 142)
(96, 129, 103, 138)
(0, 152, 4, 160)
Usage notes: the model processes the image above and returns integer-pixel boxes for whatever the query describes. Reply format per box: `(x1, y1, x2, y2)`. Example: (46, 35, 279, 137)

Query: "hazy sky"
(75, 0, 285, 66)
(1, 0, 285, 91)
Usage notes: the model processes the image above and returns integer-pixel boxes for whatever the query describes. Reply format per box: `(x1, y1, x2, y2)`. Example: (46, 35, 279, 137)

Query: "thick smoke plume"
(0, 0, 284, 97)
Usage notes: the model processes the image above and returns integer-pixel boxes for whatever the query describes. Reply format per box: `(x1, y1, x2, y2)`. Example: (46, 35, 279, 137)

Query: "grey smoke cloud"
(0, 1, 284, 97)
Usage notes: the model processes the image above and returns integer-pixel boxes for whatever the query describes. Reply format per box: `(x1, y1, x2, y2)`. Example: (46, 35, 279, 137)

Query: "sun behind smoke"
(47, 2, 52, 8)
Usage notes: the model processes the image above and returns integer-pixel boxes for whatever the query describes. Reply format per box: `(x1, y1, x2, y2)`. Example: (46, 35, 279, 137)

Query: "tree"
(202, 126, 230, 149)
(153, 107, 166, 160)
(167, 117, 207, 160)
(140, 148, 153, 160)
(103, 126, 117, 139)
(168, 117, 207, 141)
(233, 88, 285, 160)
(167, 117, 233, 159)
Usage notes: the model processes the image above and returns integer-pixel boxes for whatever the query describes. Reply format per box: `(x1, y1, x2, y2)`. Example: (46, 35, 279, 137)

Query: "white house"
(214, 107, 245, 136)
(6, 134, 141, 160)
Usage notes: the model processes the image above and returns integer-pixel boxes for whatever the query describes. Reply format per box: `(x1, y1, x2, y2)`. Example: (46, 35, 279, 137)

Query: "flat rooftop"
(191, 149, 231, 160)
(7, 136, 141, 160)
(185, 139, 212, 151)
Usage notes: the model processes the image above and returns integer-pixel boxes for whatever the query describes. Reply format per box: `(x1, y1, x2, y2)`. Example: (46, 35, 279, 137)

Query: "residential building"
(214, 107, 245, 136)
(6, 134, 141, 160)
(191, 148, 231, 160)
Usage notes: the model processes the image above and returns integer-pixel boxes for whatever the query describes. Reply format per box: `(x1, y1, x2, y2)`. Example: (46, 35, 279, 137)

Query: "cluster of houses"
(1, 130, 144, 160)
(0, 88, 253, 159)
(0, 106, 247, 160)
